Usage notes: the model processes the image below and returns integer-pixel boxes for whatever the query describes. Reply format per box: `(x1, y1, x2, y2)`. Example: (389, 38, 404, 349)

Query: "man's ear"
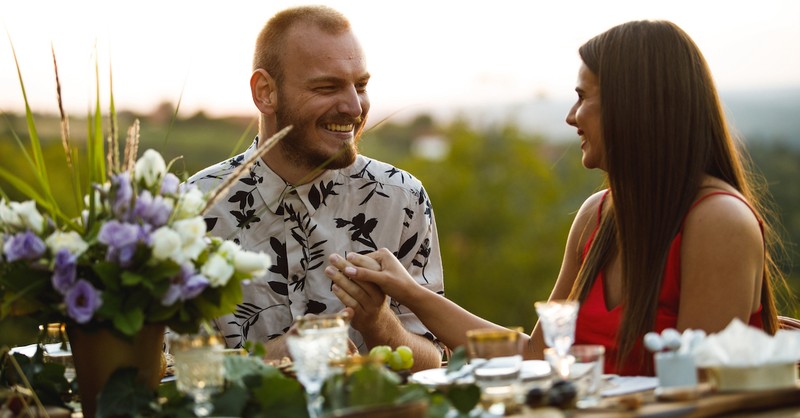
(251, 69, 277, 114)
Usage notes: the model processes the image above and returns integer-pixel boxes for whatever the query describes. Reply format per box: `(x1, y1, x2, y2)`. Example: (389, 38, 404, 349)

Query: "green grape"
(369, 345, 392, 361)
(395, 345, 414, 369)
(387, 351, 406, 371)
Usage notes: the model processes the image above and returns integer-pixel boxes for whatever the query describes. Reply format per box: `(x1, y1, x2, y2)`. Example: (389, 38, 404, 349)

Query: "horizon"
(2, 0, 799, 123)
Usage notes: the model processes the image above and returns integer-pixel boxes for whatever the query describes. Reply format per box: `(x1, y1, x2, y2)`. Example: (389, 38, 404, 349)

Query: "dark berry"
(547, 379, 578, 409)
(525, 387, 546, 407)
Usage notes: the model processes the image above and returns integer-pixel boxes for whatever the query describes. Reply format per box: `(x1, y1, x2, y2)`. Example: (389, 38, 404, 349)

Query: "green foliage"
(1, 348, 70, 409)
(364, 116, 603, 329)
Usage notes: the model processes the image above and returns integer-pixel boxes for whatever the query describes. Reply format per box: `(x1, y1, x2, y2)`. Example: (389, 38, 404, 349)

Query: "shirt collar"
(246, 136, 343, 216)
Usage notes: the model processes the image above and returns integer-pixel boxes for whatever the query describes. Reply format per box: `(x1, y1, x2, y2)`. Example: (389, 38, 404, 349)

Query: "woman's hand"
(331, 248, 421, 306)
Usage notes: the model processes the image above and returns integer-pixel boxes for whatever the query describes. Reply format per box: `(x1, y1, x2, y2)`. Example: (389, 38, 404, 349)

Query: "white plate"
(409, 360, 551, 387)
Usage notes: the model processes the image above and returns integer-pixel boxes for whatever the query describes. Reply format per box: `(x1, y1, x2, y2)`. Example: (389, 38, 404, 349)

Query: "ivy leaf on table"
(96, 368, 158, 417)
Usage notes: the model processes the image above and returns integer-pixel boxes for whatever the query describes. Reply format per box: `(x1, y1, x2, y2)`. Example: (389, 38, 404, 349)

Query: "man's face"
(274, 23, 371, 172)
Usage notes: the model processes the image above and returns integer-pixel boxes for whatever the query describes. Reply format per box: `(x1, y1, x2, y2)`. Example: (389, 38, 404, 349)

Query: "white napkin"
(692, 318, 800, 367)
(601, 376, 659, 397)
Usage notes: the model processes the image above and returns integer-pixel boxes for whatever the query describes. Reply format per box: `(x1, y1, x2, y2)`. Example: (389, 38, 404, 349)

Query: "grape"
(369, 345, 392, 361)
(370, 345, 414, 371)
(395, 345, 414, 369)
(387, 351, 406, 371)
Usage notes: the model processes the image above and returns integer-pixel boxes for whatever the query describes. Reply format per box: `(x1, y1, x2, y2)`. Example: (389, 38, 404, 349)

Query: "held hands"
(325, 252, 392, 334)
(328, 248, 420, 306)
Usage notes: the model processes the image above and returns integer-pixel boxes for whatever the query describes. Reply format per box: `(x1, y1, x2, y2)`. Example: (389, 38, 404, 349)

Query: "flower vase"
(66, 323, 165, 418)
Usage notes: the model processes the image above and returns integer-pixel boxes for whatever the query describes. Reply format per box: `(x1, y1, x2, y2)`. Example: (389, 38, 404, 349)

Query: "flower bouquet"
(0, 46, 288, 417)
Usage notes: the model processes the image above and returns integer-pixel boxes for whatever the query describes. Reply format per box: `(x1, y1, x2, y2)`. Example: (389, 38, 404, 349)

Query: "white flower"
(11, 201, 44, 234)
(217, 240, 241, 259)
(234, 250, 271, 277)
(150, 227, 182, 261)
(135, 149, 167, 188)
(172, 217, 208, 262)
(45, 231, 89, 256)
(0, 200, 22, 231)
(202, 253, 234, 287)
(173, 186, 206, 220)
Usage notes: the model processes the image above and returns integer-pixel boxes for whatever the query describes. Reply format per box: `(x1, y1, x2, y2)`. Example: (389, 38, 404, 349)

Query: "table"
(513, 384, 800, 418)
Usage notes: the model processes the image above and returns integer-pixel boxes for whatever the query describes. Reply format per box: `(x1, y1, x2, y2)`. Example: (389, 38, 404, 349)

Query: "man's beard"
(275, 103, 362, 172)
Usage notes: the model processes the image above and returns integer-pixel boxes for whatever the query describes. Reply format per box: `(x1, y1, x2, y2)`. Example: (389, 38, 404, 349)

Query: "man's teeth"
(326, 124, 354, 132)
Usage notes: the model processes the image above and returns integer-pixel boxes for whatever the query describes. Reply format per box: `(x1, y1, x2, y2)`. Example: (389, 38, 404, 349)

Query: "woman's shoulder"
(575, 189, 609, 222)
(684, 180, 761, 240)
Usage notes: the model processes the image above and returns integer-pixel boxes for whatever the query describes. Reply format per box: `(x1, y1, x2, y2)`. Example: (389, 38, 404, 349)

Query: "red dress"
(574, 191, 764, 376)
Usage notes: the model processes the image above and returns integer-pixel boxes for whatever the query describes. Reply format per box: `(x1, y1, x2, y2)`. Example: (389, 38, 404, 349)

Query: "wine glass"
(171, 333, 225, 417)
(287, 312, 351, 417)
(535, 299, 579, 379)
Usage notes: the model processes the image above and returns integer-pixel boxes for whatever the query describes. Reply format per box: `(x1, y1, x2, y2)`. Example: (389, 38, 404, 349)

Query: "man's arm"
(326, 254, 441, 371)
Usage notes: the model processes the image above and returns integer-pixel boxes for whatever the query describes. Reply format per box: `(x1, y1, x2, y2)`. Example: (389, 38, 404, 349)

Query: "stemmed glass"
(171, 333, 225, 417)
(535, 299, 580, 379)
(288, 313, 351, 418)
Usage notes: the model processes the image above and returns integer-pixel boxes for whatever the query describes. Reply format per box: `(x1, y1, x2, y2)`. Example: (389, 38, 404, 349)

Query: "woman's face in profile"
(566, 63, 605, 171)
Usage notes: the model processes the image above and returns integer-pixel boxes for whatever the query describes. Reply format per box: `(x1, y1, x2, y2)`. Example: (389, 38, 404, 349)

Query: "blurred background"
(1, 0, 798, 331)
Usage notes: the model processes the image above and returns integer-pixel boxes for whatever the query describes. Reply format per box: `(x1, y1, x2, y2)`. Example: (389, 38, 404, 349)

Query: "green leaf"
(113, 308, 144, 336)
(443, 384, 481, 414)
(223, 355, 276, 386)
(346, 364, 401, 408)
(251, 372, 307, 417)
(93, 262, 122, 291)
(0, 316, 40, 346)
(446, 346, 469, 373)
(121, 271, 143, 286)
(211, 384, 249, 417)
(96, 368, 157, 417)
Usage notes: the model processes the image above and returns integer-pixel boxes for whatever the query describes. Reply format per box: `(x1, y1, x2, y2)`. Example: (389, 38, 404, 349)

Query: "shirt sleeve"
(392, 182, 445, 348)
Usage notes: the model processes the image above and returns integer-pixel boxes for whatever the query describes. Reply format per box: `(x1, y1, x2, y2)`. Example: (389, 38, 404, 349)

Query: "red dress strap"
(681, 190, 764, 233)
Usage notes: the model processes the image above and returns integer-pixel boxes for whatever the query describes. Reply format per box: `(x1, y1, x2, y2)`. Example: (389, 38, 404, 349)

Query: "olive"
(547, 379, 578, 409)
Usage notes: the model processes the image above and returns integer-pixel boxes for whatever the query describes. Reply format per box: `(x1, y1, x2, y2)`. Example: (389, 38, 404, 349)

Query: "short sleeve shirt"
(187, 138, 445, 353)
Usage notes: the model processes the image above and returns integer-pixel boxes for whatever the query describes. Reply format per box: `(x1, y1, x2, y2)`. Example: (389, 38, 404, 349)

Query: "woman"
(325, 20, 787, 376)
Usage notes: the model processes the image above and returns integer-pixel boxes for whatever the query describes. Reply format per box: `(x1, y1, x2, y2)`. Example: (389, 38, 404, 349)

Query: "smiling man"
(187, 5, 444, 371)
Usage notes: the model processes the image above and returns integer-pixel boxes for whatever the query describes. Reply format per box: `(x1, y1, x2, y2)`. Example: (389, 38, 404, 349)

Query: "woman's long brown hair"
(567, 20, 784, 371)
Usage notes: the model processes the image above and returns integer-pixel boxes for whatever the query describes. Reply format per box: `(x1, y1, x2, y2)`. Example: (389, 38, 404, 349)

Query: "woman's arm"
(529, 190, 604, 359)
(678, 193, 764, 333)
(330, 248, 509, 349)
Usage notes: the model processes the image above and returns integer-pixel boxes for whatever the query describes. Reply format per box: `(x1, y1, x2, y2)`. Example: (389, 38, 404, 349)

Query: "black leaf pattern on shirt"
(397, 232, 418, 260)
(204, 217, 218, 232)
(419, 187, 433, 221)
(305, 300, 327, 315)
(334, 213, 378, 250)
(228, 190, 254, 211)
(308, 180, 341, 210)
(268, 237, 288, 279)
(385, 167, 407, 184)
(227, 154, 245, 168)
(224, 302, 286, 348)
(268, 281, 288, 296)
(412, 237, 432, 284)
(284, 200, 328, 293)
(231, 209, 261, 229)
(350, 161, 391, 205)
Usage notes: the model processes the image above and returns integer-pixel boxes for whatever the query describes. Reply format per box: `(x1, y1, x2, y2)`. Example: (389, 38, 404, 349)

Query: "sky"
(1, 0, 799, 123)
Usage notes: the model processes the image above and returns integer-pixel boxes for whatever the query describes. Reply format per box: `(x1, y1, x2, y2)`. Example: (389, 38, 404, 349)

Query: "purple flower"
(3, 230, 46, 262)
(98, 220, 140, 267)
(161, 263, 209, 305)
(65, 279, 102, 324)
(111, 172, 134, 220)
(133, 190, 172, 227)
(52, 249, 77, 294)
(161, 173, 180, 195)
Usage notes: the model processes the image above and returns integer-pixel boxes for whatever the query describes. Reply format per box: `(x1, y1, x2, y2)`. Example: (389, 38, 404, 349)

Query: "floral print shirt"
(188, 138, 444, 353)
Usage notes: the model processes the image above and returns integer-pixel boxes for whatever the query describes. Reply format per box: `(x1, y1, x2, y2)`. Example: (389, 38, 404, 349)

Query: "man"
(188, 5, 444, 371)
